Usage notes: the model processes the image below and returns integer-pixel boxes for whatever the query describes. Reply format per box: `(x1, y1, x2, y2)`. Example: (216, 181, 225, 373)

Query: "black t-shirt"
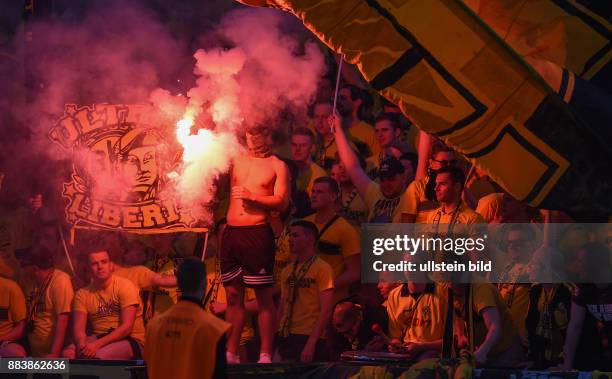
(572, 284, 612, 370)
(574, 284, 612, 323)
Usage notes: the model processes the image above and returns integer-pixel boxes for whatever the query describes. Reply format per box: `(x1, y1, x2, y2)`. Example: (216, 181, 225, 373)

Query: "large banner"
(238, 0, 611, 218)
(49, 104, 195, 232)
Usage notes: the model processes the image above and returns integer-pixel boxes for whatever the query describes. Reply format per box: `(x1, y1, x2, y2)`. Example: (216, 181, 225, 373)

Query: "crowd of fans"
(0, 61, 611, 377)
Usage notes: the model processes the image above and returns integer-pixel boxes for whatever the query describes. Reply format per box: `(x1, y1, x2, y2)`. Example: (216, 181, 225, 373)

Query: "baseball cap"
(14, 245, 54, 269)
(378, 157, 405, 179)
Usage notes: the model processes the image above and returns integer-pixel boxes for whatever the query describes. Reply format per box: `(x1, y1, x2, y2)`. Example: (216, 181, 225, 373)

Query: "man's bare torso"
(227, 154, 278, 226)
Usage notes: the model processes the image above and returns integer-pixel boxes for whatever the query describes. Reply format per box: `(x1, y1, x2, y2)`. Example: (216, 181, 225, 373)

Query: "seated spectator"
(146, 258, 230, 379)
(15, 245, 73, 357)
(0, 276, 27, 357)
(386, 279, 447, 361)
(304, 177, 360, 301)
(329, 297, 388, 358)
(62, 246, 145, 359)
(277, 220, 334, 362)
(290, 127, 327, 195)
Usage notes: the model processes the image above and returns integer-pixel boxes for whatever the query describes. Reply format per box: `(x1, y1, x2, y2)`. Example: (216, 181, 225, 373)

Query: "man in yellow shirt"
(337, 84, 378, 158)
(290, 127, 327, 195)
(15, 245, 73, 357)
(146, 258, 230, 379)
(426, 166, 484, 234)
(0, 276, 26, 357)
(400, 142, 459, 223)
(385, 280, 447, 361)
(62, 246, 145, 359)
(304, 177, 360, 300)
(366, 113, 403, 177)
(278, 220, 334, 362)
(332, 114, 408, 223)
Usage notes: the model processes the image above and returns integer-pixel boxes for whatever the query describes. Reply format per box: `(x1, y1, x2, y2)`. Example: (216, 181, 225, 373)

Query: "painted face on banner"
(49, 104, 195, 231)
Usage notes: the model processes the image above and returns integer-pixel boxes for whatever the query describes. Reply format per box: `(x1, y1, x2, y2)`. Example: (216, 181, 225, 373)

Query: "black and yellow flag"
(239, 0, 611, 218)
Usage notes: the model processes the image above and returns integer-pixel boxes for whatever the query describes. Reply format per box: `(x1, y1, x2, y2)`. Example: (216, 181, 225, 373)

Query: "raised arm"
(151, 272, 177, 287)
(331, 115, 372, 199)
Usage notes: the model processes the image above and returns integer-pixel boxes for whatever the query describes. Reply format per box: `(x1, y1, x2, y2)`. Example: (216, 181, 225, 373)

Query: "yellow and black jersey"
(386, 283, 447, 344)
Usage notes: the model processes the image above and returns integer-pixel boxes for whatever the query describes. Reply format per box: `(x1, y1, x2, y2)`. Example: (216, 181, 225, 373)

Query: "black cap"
(378, 157, 405, 179)
(14, 245, 54, 269)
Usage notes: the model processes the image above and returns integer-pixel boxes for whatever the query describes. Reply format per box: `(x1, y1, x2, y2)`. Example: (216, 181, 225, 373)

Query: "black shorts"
(220, 223, 275, 287)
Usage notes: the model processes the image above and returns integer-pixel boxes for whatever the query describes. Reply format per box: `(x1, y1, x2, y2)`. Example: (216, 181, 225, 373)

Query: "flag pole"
(330, 53, 345, 133)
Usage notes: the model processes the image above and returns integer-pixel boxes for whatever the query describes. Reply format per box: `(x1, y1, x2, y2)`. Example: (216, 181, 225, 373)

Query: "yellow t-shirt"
(296, 162, 327, 195)
(399, 177, 438, 223)
(0, 276, 26, 336)
(145, 300, 230, 379)
(304, 214, 360, 279)
(386, 283, 447, 344)
(279, 257, 334, 336)
(203, 258, 256, 345)
(475, 193, 504, 223)
(426, 203, 485, 236)
(25, 269, 74, 357)
(364, 182, 408, 223)
(455, 283, 517, 357)
(73, 275, 146, 345)
(114, 265, 155, 290)
(346, 121, 378, 158)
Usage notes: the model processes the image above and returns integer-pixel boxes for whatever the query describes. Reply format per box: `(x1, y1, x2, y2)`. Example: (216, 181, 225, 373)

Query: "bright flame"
(176, 117, 215, 163)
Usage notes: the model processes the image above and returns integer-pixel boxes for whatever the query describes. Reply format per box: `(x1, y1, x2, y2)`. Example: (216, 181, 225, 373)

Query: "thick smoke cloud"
(0, 2, 325, 225)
